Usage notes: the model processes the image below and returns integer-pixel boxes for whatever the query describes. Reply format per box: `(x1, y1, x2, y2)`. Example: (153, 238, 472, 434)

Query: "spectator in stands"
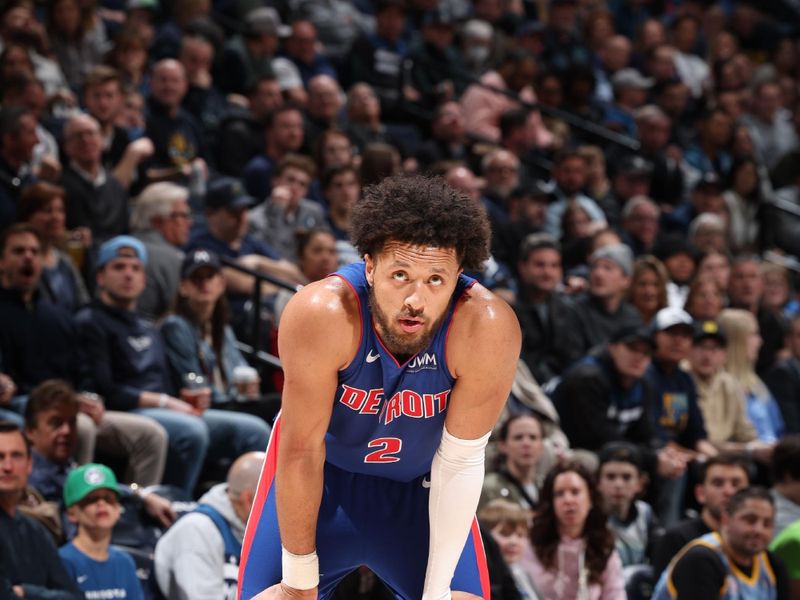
(216, 7, 302, 99)
(304, 75, 344, 145)
(16, 182, 89, 312)
(60, 114, 129, 245)
(344, 83, 410, 156)
(284, 21, 336, 88)
(651, 454, 751, 576)
(59, 463, 143, 600)
(161, 249, 278, 422)
(772, 435, 800, 537)
(0, 223, 82, 392)
(409, 9, 466, 111)
(653, 487, 789, 599)
(621, 195, 660, 256)
(740, 80, 798, 170)
(652, 235, 697, 309)
(529, 461, 625, 599)
(144, 59, 207, 187)
(243, 104, 305, 202)
(646, 307, 717, 524)
(179, 33, 229, 141)
(727, 255, 787, 375)
(0, 107, 39, 232)
(216, 75, 283, 178)
(415, 102, 479, 171)
(688, 213, 727, 254)
(322, 164, 360, 264)
(154, 451, 265, 599)
(46, 0, 107, 89)
(718, 309, 785, 444)
(75, 236, 269, 493)
(358, 142, 401, 187)
(312, 130, 354, 179)
(768, 519, 800, 598)
(688, 320, 769, 460)
(82, 66, 154, 189)
(765, 315, 800, 434)
(545, 150, 606, 240)
(604, 68, 652, 137)
(345, 0, 415, 116)
(481, 413, 545, 510)
(724, 156, 766, 255)
(669, 15, 709, 99)
(627, 256, 669, 325)
(289, 0, 374, 63)
(186, 178, 305, 314)
(632, 105, 684, 207)
(461, 48, 553, 148)
(574, 244, 642, 351)
(0, 420, 82, 599)
(513, 234, 582, 385)
(493, 181, 550, 267)
(248, 154, 326, 262)
(597, 443, 660, 576)
(684, 278, 725, 323)
(696, 249, 731, 294)
(25, 379, 170, 521)
(130, 182, 190, 322)
(477, 499, 538, 599)
(603, 155, 654, 231)
(683, 109, 733, 179)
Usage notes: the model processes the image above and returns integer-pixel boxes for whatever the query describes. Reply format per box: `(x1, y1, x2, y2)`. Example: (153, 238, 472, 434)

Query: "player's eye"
(392, 271, 408, 281)
(429, 275, 443, 286)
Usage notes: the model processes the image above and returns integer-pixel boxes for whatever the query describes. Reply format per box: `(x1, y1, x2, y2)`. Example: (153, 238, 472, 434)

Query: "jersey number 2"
(364, 437, 402, 463)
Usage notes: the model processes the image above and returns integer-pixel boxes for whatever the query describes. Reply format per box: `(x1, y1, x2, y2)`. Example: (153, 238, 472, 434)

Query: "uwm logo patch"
(338, 384, 450, 425)
(406, 353, 438, 372)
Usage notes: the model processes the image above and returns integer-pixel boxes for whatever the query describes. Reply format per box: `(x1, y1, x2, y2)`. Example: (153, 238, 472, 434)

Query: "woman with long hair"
(529, 462, 625, 600)
(724, 155, 769, 254)
(628, 256, 669, 324)
(17, 182, 90, 311)
(160, 249, 279, 424)
(717, 309, 785, 443)
(481, 413, 545, 510)
(47, 0, 108, 88)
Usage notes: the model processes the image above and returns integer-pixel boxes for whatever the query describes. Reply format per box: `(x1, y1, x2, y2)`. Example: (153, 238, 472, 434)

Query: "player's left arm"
(422, 287, 521, 600)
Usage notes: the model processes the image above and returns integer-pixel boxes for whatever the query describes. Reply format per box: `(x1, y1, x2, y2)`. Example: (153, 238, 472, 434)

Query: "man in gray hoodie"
(154, 451, 266, 600)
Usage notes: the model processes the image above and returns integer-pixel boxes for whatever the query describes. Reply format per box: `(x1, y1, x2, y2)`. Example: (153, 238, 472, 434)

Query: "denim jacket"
(160, 314, 249, 403)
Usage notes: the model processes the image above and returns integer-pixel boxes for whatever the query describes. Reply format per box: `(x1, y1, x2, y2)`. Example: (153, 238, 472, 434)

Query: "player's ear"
(364, 254, 374, 286)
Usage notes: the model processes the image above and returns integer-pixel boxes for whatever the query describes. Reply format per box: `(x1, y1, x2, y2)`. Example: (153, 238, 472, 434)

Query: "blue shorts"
(238, 418, 490, 599)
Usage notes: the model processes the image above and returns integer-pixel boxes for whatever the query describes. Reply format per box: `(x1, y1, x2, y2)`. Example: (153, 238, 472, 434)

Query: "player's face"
(553, 471, 592, 534)
(723, 498, 774, 559)
(365, 242, 461, 360)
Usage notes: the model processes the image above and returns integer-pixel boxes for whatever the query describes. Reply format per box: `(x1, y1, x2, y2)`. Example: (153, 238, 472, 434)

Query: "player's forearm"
(275, 449, 325, 555)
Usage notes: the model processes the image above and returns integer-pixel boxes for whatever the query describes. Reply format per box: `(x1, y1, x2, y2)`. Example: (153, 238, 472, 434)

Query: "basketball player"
(238, 175, 521, 599)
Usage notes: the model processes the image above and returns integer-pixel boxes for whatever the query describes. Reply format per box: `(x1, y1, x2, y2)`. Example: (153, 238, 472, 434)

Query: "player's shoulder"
(452, 281, 520, 340)
(282, 276, 359, 327)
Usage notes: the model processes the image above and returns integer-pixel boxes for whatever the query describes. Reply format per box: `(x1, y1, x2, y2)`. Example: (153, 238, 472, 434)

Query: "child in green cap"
(58, 463, 143, 600)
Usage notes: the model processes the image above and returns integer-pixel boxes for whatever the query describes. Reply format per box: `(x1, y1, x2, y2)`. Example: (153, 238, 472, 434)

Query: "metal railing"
(219, 256, 303, 370)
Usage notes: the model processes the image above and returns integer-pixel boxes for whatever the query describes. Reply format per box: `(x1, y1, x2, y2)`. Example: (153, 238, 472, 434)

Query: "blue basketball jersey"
(325, 261, 476, 482)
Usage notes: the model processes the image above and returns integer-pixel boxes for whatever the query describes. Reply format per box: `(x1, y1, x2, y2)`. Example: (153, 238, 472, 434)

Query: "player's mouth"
(398, 318, 424, 333)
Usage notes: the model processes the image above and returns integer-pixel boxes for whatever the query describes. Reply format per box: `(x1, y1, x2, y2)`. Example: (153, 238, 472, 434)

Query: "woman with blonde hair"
(717, 309, 785, 443)
(627, 256, 669, 324)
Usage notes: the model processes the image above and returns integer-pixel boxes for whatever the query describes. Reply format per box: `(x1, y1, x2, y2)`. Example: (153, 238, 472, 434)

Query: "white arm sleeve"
(422, 426, 491, 600)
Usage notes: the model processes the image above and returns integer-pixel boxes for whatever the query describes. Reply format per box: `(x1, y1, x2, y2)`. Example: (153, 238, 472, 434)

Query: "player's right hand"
(251, 583, 318, 599)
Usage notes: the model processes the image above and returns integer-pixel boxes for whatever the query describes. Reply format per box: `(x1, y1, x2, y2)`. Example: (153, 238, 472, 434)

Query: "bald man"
(154, 452, 266, 600)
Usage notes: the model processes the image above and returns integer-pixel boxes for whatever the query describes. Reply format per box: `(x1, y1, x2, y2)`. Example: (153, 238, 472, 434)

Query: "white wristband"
(281, 547, 319, 590)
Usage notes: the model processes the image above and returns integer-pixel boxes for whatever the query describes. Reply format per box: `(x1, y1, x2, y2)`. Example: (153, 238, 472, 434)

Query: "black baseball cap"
(609, 324, 654, 348)
(598, 442, 643, 471)
(693, 319, 727, 346)
(205, 178, 256, 210)
(181, 248, 222, 279)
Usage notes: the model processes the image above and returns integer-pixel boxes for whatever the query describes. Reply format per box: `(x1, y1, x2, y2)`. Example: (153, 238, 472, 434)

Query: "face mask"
(466, 46, 490, 64)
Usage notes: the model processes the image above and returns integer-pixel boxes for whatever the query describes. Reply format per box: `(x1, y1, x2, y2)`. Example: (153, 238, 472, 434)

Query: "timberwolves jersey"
(652, 532, 777, 600)
(326, 261, 476, 482)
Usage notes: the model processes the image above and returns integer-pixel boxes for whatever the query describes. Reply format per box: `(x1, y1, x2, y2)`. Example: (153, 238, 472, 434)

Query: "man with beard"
(651, 454, 750, 576)
(652, 487, 790, 600)
(239, 175, 520, 600)
(544, 150, 606, 239)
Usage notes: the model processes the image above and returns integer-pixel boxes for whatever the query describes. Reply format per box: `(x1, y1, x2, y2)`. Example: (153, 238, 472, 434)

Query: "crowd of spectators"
(1, 0, 800, 597)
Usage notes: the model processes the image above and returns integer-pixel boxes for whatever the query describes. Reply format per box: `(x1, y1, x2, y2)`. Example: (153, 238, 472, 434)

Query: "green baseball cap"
(63, 464, 119, 508)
